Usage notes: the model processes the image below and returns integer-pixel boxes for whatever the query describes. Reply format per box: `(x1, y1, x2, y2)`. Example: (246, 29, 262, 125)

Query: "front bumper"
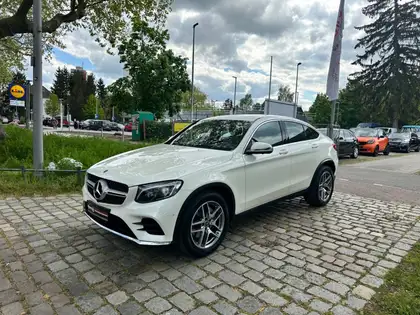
(358, 143, 376, 153)
(389, 143, 409, 151)
(82, 184, 191, 245)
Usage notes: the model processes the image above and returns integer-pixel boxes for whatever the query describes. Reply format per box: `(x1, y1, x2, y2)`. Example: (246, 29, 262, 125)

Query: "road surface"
(336, 153, 420, 205)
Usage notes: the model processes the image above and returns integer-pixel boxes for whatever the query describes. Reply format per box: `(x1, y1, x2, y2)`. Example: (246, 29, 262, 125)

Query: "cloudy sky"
(30, 0, 368, 111)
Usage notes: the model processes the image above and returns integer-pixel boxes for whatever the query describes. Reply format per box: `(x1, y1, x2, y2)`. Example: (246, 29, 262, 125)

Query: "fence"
(0, 167, 86, 184)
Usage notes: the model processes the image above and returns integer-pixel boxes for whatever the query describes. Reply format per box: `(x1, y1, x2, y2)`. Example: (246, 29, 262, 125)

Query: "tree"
(97, 78, 106, 107)
(308, 93, 331, 125)
(180, 86, 207, 109)
(51, 67, 71, 114)
(0, 0, 172, 86)
(68, 71, 86, 120)
(239, 93, 253, 111)
(351, 0, 420, 128)
(107, 78, 134, 114)
(119, 19, 190, 118)
(253, 102, 261, 111)
(86, 74, 96, 103)
(223, 99, 233, 110)
(82, 94, 103, 119)
(277, 84, 294, 102)
(44, 93, 60, 117)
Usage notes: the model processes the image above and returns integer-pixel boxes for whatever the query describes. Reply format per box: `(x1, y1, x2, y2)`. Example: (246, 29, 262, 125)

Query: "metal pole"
(32, 0, 44, 174)
(329, 100, 337, 138)
(112, 106, 115, 121)
(26, 82, 31, 129)
(268, 56, 273, 100)
(60, 99, 63, 131)
(96, 99, 98, 119)
(232, 76, 237, 115)
(294, 62, 301, 118)
(191, 22, 198, 122)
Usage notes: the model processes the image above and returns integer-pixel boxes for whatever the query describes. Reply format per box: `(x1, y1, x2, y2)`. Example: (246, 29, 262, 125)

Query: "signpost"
(8, 84, 27, 116)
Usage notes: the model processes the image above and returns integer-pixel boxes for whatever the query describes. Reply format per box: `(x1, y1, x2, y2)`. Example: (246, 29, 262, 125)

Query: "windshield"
(171, 119, 252, 151)
(390, 132, 410, 139)
(354, 128, 377, 137)
(318, 128, 339, 139)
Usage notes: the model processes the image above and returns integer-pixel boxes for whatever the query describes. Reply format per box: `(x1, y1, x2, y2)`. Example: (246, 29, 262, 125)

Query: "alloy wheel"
(353, 147, 359, 158)
(190, 201, 225, 249)
(318, 171, 333, 202)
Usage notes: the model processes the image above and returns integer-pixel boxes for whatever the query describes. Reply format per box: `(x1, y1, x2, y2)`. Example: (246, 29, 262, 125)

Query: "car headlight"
(402, 139, 410, 143)
(135, 180, 183, 203)
(367, 139, 375, 144)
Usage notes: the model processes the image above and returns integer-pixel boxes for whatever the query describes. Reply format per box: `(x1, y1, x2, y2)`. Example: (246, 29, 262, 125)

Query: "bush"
(0, 125, 156, 169)
(144, 121, 172, 140)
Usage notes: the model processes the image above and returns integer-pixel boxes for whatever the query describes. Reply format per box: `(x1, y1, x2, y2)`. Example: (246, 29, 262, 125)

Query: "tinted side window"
(253, 121, 284, 146)
(344, 130, 352, 138)
(284, 121, 306, 143)
(304, 126, 319, 140)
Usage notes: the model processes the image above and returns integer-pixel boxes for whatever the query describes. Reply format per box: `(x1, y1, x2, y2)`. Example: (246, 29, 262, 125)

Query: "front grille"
(358, 141, 367, 145)
(85, 202, 137, 239)
(86, 173, 128, 205)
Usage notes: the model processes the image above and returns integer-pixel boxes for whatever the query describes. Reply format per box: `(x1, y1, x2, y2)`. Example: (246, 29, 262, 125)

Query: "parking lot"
(1, 191, 420, 315)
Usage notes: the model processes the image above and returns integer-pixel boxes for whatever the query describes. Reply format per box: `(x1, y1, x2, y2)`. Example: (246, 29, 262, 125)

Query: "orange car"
(354, 128, 390, 156)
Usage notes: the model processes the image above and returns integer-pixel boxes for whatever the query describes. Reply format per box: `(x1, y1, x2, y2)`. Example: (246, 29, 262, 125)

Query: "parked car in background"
(318, 128, 359, 158)
(401, 125, 420, 135)
(124, 122, 133, 132)
(83, 115, 338, 257)
(388, 132, 420, 153)
(379, 127, 398, 136)
(82, 119, 104, 131)
(1, 116, 8, 124)
(354, 128, 390, 156)
(357, 122, 381, 128)
(55, 116, 70, 128)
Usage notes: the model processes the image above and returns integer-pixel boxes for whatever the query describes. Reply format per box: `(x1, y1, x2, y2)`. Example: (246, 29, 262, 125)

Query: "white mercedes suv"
(83, 115, 338, 257)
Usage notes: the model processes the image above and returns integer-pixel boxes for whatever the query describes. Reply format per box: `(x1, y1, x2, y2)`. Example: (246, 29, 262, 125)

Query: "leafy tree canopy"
(308, 93, 331, 126)
(44, 93, 60, 117)
(277, 84, 294, 103)
(239, 93, 253, 111)
(0, 0, 172, 85)
(180, 86, 207, 109)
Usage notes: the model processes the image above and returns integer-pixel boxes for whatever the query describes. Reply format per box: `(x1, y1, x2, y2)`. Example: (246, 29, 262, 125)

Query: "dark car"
(318, 128, 359, 158)
(388, 132, 420, 153)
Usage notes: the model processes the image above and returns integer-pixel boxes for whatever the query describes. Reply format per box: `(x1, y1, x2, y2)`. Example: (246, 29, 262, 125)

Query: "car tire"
(373, 146, 379, 157)
(405, 146, 410, 153)
(351, 146, 359, 159)
(304, 165, 334, 207)
(415, 146, 420, 152)
(177, 191, 230, 257)
(383, 145, 390, 156)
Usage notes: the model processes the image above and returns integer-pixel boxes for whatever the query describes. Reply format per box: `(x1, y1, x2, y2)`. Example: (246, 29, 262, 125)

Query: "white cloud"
(35, 0, 369, 111)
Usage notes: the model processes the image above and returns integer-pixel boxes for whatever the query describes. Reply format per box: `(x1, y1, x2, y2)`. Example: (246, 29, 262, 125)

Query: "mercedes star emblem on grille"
(93, 179, 109, 201)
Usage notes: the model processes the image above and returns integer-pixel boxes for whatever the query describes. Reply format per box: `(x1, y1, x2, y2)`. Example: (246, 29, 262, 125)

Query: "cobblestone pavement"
(1, 193, 420, 315)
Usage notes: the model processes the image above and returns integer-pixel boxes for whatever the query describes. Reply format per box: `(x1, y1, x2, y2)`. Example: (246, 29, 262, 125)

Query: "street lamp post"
(294, 62, 302, 118)
(232, 76, 237, 115)
(190, 22, 199, 122)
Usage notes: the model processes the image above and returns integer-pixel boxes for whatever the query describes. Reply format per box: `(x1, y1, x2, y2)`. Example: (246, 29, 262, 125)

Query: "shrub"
(144, 121, 172, 140)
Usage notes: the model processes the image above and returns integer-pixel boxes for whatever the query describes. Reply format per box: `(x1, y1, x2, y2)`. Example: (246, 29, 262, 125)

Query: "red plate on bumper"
(86, 201, 110, 222)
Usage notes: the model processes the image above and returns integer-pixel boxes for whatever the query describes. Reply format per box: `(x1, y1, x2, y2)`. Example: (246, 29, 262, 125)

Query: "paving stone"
(133, 288, 156, 303)
(331, 305, 356, 315)
(48, 260, 69, 272)
(1, 301, 24, 315)
(218, 269, 246, 286)
(194, 289, 219, 304)
(260, 307, 284, 315)
(137, 270, 160, 283)
(51, 294, 71, 308)
(30, 302, 54, 315)
(346, 294, 368, 310)
(307, 286, 340, 304)
(170, 292, 195, 312)
(214, 284, 242, 302)
(281, 285, 312, 303)
(309, 299, 332, 313)
(324, 281, 350, 296)
(284, 303, 308, 315)
(145, 296, 173, 313)
(200, 275, 221, 288)
(0, 277, 12, 291)
(189, 306, 217, 315)
(360, 274, 384, 288)
(84, 270, 106, 285)
(56, 304, 83, 315)
(213, 301, 237, 315)
(25, 290, 44, 306)
(76, 293, 104, 312)
(258, 291, 288, 306)
(352, 285, 376, 300)
(117, 301, 144, 314)
(237, 296, 263, 313)
(93, 305, 119, 315)
(240, 280, 263, 295)
(174, 276, 203, 294)
(149, 279, 179, 297)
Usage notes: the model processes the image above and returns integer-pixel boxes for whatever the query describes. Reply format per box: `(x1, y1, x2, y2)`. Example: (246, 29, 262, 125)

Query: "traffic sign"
(10, 100, 25, 107)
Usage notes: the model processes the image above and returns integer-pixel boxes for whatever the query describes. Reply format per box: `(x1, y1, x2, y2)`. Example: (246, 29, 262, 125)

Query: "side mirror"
(339, 137, 344, 141)
(379, 135, 384, 138)
(246, 142, 273, 155)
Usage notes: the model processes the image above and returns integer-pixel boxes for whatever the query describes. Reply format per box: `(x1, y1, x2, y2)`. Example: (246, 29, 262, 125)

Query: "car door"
(243, 120, 291, 210)
(338, 129, 349, 155)
(410, 133, 419, 149)
(343, 130, 355, 155)
(281, 121, 320, 193)
(377, 129, 387, 151)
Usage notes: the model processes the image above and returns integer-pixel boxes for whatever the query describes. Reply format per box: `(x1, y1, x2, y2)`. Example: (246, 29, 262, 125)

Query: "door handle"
(311, 144, 319, 148)
(278, 150, 288, 155)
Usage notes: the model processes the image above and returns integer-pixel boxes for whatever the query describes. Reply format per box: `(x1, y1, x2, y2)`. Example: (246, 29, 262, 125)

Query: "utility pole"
(294, 62, 302, 118)
(190, 22, 199, 122)
(32, 0, 44, 174)
(25, 81, 31, 129)
(268, 56, 273, 100)
(232, 76, 237, 115)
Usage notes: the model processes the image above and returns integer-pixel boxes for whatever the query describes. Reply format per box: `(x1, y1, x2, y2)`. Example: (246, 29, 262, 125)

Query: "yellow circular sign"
(10, 84, 25, 99)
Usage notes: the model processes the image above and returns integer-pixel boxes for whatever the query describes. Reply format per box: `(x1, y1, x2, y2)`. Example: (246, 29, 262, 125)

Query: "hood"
(87, 144, 233, 186)
(389, 133, 409, 139)
(357, 136, 376, 142)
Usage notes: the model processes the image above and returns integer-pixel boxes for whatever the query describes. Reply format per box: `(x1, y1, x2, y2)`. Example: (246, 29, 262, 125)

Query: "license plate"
(86, 202, 109, 222)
